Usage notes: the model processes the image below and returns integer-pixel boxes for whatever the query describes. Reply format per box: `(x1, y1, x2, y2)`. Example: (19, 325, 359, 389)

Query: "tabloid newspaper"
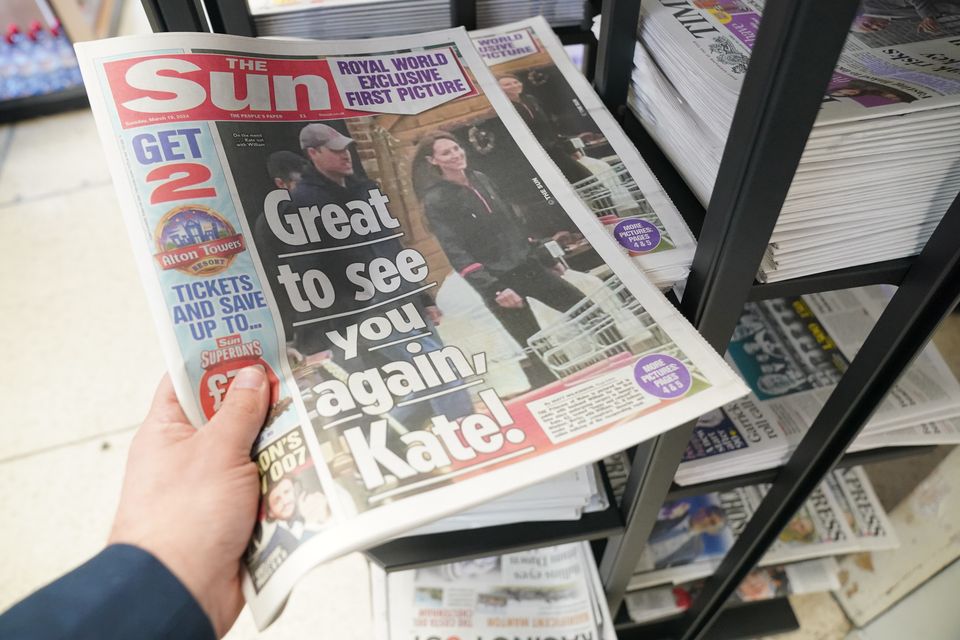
(676, 286, 960, 484)
(630, 0, 960, 281)
(371, 542, 616, 640)
(627, 466, 896, 590)
(471, 17, 696, 288)
(623, 557, 840, 624)
(640, 0, 960, 127)
(725, 289, 960, 436)
(74, 28, 747, 627)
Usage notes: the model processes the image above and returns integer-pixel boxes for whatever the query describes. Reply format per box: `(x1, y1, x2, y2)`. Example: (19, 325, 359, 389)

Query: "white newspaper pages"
(628, 466, 897, 590)
(630, 0, 960, 281)
(676, 286, 960, 485)
(75, 28, 746, 627)
(372, 542, 616, 640)
(471, 17, 696, 288)
(624, 557, 840, 624)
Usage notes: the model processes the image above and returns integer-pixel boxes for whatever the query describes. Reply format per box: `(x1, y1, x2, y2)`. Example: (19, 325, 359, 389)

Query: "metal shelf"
(0, 85, 88, 125)
(614, 598, 799, 640)
(666, 445, 936, 502)
(365, 463, 623, 571)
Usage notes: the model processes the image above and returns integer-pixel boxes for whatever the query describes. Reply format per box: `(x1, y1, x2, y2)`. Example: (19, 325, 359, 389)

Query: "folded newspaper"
(75, 28, 747, 628)
(372, 542, 616, 640)
(676, 286, 960, 485)
(472, 17, 696, 288)
(624, 557, 840, 624)
(629, 0, 960, 281)
(628, 466, 897, 590)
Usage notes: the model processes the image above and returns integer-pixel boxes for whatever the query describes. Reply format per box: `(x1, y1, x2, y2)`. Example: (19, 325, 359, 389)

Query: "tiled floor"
(1, 4, 957, 640)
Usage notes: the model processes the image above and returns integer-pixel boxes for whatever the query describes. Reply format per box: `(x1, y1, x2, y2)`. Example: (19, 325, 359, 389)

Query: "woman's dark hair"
(411, 130, 462, 198)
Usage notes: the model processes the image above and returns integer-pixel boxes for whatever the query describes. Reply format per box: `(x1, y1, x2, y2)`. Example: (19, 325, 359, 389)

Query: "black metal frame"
(140, 1, 960, 637)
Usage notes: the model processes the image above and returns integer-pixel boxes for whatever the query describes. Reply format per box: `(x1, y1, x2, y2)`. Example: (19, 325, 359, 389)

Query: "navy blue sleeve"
(0, 544, 215, 640)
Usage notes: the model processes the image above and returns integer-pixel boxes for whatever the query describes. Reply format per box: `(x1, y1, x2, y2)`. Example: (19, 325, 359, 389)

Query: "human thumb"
(206, 365, 270, 453)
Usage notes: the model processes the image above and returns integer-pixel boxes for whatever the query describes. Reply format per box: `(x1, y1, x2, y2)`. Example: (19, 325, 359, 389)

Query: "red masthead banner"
(104, 51, 477, 129)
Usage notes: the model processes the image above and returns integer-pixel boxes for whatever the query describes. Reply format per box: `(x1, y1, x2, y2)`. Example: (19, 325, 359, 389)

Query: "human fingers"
(504, 290, 524, 308)
(142, 374, 191, 428)
(205, 365, 270, 454)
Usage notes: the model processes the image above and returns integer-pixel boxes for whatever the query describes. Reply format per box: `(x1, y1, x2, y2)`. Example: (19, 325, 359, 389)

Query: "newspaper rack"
(139, 1, 960, 638)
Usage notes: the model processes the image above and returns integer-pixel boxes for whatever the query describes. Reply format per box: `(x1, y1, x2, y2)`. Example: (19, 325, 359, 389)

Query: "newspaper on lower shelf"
(628, 0, 960, 281)
(676, 286, 960, 485)
(372, 542, 616, 640)
(401, 464, 609, 537)
(75, 27, 747, 628)
(624, 557, 840, 624)
(628, 466, 897, 591)
(471, 17, 695, 288)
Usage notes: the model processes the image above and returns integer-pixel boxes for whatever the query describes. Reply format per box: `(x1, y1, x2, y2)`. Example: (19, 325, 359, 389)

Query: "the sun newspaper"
(372, 542, 616, 640)
(471, 16, 696, 288)
(75, 28, 746, 628)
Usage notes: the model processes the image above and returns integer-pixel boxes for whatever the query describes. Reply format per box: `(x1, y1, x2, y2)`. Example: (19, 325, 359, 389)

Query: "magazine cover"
(75, 27, 746, 627)
(471, 16, 696, 287)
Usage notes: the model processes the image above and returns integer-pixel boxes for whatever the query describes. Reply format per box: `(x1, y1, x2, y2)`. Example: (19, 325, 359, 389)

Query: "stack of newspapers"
(629, 466, 897, 591)
(625, 557, 840, 624)
(478, 0, 587, 28)
(400, 465, 609, 536)
(628, 0, 960, 282)
(250, 0, 453, 39)
(251, 0, 588, 39)
(372, 543, 616, 640)
(676, 286, 960, 485)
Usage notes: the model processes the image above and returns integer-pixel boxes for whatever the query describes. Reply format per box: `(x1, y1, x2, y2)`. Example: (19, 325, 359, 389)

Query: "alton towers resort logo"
(154, 204, 245, 276)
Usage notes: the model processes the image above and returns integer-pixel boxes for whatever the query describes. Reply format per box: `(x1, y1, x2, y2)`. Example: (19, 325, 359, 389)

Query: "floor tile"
(0, 430, 132, 610)
(0, 184, 166, 459)
(0, 110, 111, 207)
(225, 554, 373, 640)
(760, 593, 850, 640)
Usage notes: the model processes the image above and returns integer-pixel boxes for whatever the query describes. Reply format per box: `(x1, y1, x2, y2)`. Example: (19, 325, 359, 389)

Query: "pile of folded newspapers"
(629, 0, 960, 282)
(628, 466, 897, 591)
(478, 0, 587, 28)
(372, 542, 616, 640)
(675, 286, 960, 486)
(399, 465, 609, 536)
(625, 557, 839, 624)
(251, 0, 453, 39)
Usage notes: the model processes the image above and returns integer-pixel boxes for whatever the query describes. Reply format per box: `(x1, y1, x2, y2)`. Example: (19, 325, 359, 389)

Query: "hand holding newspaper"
(75, 26, 746, 628)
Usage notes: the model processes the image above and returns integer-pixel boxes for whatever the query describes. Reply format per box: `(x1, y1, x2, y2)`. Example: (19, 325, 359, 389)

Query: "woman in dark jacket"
(411, 131, 584, 374)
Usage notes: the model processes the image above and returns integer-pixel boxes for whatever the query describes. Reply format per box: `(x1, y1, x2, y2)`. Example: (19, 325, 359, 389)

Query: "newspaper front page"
(624, 557, 839, 624)
(627, 482, 859, 590)
(641, 0, 960, 125)
(471, 16, 696, 287)
(728, 290, 960, 438)
(373, 542, 616, 640)
(75, 28, 746, 627)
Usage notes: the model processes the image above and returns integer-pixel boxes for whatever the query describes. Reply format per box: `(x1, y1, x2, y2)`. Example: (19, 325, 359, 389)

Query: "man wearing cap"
(290, 123, 473, 428)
